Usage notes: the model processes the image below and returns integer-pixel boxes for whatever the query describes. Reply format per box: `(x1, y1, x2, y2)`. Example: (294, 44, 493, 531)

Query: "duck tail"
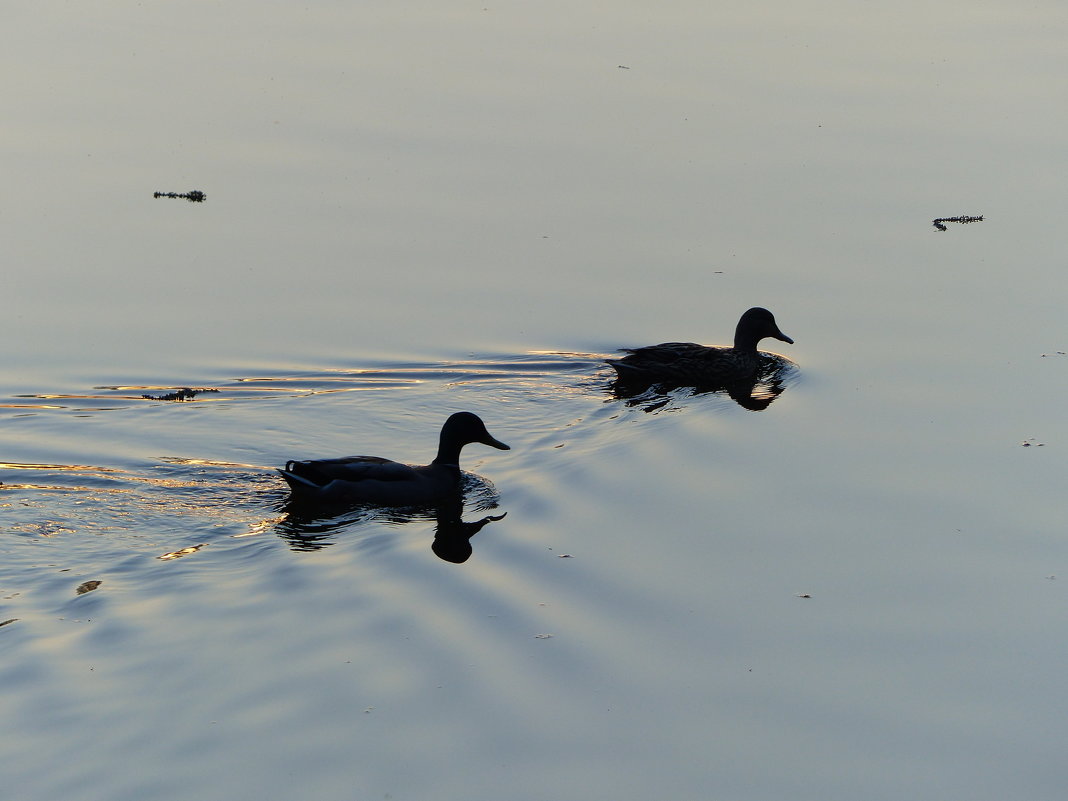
(606, 358, 641, 377)
(278, 464, 321, 492)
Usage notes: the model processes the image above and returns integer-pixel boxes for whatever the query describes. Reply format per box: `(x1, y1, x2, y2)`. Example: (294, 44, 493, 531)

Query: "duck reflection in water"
(607, 307, 796, 411)
(278, 488, 507, 564)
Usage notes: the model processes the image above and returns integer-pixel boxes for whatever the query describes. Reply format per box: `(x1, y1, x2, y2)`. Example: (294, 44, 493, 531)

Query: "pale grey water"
(3, 3, 1068, 800)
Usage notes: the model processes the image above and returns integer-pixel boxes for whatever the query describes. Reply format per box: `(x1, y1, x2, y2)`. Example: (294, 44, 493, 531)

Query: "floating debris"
(534, 633, 554, 639)
(142, 388, 219, 401)
(1040, 351, 1066, 358)
(153, 190, 206, 202)
(159, 543, 208, 560)
(75, 580, 102, 595)
(0, 618, 18, 628)
(1021, 439, 1045, 447)
(795, 593, 812, 599)
(932, 214, 983, 232)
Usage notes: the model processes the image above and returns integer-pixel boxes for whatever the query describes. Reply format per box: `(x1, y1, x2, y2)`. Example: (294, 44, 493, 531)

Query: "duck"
(607, 307, 794, 387)
(279, 411, 510, 506)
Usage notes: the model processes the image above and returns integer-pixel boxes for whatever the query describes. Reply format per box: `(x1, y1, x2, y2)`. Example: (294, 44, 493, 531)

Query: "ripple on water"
(1, 349, 810, 801)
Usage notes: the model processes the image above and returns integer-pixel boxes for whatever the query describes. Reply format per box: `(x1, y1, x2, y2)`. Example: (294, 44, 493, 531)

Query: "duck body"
(607, 307, 794, 387)
(279, 411, 509, 506)
(280, 456, 463, 506)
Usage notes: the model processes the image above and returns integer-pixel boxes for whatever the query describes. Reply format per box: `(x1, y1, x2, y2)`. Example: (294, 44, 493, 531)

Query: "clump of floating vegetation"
(153, 190, 206, 202)
(933, 214, 983, 231)
(142, 387, 220, 401)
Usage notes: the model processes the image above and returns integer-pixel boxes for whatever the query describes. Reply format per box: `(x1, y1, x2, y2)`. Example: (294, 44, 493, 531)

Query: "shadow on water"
(276, 477, 507, 563)
(608, 354, 799, 413)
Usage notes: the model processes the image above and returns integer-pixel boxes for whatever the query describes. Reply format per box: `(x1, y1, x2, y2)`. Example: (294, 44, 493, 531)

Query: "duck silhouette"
(279, 411, 509, 505)
(607, 307, 794, 388)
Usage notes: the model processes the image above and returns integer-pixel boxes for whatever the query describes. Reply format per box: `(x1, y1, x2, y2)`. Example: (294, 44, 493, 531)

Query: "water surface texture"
(4, 3, 1068, 800)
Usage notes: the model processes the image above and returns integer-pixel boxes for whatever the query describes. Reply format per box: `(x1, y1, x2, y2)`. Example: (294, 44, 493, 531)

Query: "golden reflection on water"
(232, 517, 287, 539)
(1, 460, 282, 546)
(0, 462, 122, 473)
(3, 521, 77, 537)
(1, 355, 612, 420)
(0, 461, 266, 489)
(157, 457, 267, 470)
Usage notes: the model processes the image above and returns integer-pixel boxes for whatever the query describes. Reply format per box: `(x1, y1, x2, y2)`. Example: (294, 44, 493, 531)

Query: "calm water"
(4, 3, 1068, 800)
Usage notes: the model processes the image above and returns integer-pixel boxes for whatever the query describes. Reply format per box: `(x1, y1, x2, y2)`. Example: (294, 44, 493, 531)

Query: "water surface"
(3, 3, 1068, 800)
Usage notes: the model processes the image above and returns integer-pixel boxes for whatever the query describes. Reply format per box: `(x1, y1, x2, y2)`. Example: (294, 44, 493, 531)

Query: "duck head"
(734, 307, 794, 352)
(433, 412, 510, 466)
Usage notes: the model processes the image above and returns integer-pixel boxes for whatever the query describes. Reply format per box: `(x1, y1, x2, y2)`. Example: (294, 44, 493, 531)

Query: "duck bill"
(775, 330, 794, 345)
(483, 435, 510, 451)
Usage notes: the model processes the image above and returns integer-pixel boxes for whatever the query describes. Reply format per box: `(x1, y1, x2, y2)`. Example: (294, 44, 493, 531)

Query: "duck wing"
(609, 342, 725, 377)
(616, 342, 711, 361)
(280, 455, 418, 490)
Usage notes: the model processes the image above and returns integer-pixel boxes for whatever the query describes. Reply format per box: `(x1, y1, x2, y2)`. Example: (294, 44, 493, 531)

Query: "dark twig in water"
(933, 214, 983, 232)
(142, 387, 219, 401)
(153, 190, 206, 202)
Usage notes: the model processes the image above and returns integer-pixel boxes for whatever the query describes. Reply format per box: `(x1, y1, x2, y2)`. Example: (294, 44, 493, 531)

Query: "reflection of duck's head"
(432, 512, 507, 563)
(278, 412, 509, 505)
(607, 307, 794, 388)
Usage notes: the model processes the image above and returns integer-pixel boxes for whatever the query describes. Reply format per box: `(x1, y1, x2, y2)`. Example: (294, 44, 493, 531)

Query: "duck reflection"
(276, 490, 506, 564)
(432, 508, 507, 563)
(610, 353, 796, 412)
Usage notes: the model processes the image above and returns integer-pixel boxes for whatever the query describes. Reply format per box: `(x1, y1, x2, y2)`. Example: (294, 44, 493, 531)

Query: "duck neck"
(432, 436, 462, 468)
(733, 323, 762, 353)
